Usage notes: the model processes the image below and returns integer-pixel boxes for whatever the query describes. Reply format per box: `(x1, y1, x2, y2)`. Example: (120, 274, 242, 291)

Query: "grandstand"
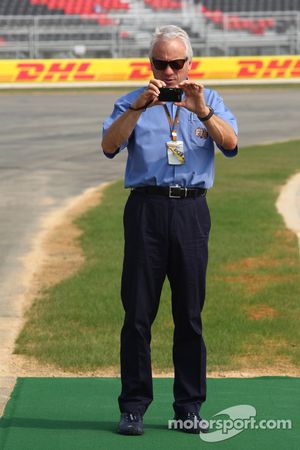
(0, 0, 299, 58)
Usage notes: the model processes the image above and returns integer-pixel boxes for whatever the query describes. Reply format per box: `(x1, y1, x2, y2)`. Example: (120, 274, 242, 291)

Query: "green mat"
(0, 377, 299, 450)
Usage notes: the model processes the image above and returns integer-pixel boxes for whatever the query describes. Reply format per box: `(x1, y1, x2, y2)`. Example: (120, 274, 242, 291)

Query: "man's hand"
(130, 79, 167, 110)
(175, 80, 209, 116)
(175, 80, 237, 151)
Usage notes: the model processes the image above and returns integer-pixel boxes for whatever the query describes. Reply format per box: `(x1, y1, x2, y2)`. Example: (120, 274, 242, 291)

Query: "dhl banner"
(0, 56, 300, 84)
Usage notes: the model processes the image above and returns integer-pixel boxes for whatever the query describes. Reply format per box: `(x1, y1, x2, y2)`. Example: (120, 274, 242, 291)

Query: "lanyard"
(163, 105, 181, 141)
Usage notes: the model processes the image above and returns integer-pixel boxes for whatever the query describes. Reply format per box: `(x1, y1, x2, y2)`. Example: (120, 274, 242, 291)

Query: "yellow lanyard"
(163, 105, 181, 141)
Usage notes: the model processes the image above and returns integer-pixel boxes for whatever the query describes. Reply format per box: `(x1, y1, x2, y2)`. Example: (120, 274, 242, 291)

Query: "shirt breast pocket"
(189, 114, 210, 149)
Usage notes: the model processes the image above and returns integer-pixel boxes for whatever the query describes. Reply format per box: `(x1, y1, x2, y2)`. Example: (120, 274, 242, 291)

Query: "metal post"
(28, 16, 35, 59)
(33, 16, 39, 58)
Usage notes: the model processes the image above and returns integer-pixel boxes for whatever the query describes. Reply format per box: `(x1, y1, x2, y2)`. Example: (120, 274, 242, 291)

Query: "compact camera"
(158, 88, 183, 102)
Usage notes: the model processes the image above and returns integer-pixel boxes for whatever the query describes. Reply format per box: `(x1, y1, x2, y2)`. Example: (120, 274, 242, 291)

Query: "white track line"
(276, 173, 300, 253)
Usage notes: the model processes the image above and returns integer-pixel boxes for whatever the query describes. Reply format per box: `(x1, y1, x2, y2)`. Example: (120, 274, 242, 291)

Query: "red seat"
(81, 7, 93, 15)
(97, 13, 116, 25)
(46, 0, 57, 9)
(146, 0, 181, 10)
(228, 16, 242, 30)
(120, 30, 129, 38)
(169, 1, 181, 9)
(239, 18, 251, 30)
(265, 17, 276, 28)
(211, 9, 223, 25)
(249, 20, 265, 35)
(28, 0, 125, 26)
(256, 18, 268, 29)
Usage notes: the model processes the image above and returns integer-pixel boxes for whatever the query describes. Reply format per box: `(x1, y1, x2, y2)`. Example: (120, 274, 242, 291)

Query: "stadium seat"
(96, 13, 116, 25)
(239, 18, 252, 31)
(226, 16, 241, 30)
(146, 0, 181, 11)
(27, 0, 127, 22)
(198, 0, 300, 12)
(200, 5, 278, 36)
(210, 9, 223, 25)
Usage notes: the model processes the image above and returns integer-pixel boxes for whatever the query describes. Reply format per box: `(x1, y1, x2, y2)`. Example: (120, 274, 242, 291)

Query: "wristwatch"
(198, 106, 214, 122)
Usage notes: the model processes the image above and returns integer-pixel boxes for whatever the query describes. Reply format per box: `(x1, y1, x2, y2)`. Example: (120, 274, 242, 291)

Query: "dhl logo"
(237, 58, 300, 77)
(15, 62, 95, 81)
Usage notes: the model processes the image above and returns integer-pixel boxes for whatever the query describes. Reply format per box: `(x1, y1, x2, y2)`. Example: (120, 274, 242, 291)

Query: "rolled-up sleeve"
(102, 99, 130, 159)
(208, 90, 238, 158)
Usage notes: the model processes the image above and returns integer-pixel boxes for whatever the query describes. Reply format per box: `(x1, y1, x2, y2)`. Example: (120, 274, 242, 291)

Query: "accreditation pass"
(166, 140, 185, 165)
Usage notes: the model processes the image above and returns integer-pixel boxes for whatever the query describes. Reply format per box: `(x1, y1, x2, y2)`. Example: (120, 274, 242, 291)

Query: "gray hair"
(149, 25, 193, 60)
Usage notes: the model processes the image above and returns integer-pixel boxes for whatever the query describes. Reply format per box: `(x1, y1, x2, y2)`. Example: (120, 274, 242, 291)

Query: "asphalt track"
(0, 87, 300, 334)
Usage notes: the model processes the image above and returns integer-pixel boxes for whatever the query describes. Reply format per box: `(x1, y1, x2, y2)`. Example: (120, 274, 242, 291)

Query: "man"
(101, 25, 238, 435)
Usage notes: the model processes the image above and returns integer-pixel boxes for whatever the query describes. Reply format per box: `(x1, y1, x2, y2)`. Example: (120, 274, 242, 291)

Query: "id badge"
(166, 140, 185, 165)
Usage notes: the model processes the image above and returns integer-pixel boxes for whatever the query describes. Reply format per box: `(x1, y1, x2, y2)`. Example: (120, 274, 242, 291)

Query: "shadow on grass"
(0, 417, 167, 433)
(0, 417, 116, 432)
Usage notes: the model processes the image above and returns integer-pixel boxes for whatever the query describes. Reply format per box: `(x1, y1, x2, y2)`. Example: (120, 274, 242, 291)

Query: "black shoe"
(117, 412, 144, 435)
(173, 412, 209, 434)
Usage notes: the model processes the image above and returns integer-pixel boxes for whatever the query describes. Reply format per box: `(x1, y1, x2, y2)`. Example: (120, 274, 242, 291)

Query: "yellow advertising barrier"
(0, 56, 300, 84)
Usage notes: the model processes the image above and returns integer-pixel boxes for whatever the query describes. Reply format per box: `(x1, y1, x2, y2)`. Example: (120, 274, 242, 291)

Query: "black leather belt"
(132, 185, 207, 199)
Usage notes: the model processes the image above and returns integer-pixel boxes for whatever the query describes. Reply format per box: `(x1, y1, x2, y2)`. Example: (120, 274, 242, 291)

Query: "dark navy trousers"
(118, 190, 211, 416)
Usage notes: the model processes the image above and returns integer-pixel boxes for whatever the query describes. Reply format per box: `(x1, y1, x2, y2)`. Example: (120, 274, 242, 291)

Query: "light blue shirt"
(102, 87, 238, 189)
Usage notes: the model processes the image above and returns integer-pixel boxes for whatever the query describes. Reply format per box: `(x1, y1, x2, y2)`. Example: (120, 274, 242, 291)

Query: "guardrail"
(0, 11, 299, 58)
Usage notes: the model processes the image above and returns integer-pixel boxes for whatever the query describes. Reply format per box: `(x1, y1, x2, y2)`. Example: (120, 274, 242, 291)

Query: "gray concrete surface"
(0, 87, 299, 324)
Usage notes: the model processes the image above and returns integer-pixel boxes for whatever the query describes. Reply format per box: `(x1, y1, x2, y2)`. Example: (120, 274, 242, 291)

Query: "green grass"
(15, 140, 300, 373)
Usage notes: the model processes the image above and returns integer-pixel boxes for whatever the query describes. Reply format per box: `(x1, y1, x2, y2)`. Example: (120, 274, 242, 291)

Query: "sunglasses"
(152, 58, 188, 71)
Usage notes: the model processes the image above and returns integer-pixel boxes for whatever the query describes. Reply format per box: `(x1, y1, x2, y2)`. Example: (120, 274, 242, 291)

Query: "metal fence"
(0, 10, 299, 59)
